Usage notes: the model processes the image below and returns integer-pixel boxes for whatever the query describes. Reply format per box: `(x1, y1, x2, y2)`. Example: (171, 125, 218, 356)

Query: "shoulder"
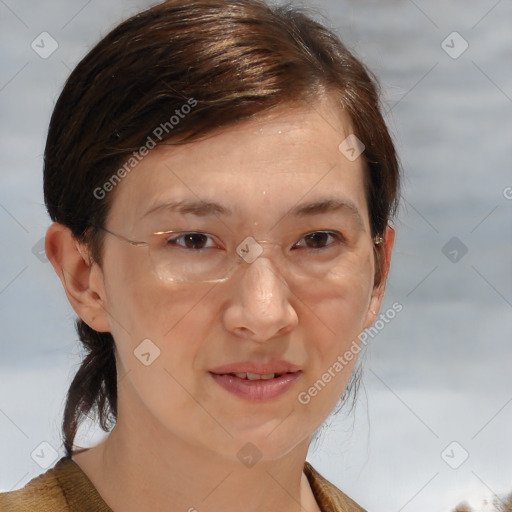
(0, 458, 70, 512)
(304, 461, 367, 512)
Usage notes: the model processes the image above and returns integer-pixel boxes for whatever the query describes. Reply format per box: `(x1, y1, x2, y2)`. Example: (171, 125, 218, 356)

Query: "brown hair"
(43, 0, 400, 457)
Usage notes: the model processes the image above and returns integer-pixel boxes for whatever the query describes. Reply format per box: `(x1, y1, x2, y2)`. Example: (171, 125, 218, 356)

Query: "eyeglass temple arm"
(92, 224, 148, 247)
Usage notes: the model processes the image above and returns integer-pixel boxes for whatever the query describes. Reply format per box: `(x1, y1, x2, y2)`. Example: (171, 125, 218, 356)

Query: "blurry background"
(0, 0, 511, 510)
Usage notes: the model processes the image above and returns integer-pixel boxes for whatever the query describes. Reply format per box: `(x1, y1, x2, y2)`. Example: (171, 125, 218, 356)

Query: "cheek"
(308, 252, 375, 337)
(295, 266, 373, 415)
(104, 258, 219, 379)
(104, 276, 213, 418)
(103, 247, 190, 333)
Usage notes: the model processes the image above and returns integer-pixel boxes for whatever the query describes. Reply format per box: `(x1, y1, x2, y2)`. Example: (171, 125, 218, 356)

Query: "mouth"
(208, 370, 303, 401)
(222, 372, 290, 380)
(209, 360, 301, 376)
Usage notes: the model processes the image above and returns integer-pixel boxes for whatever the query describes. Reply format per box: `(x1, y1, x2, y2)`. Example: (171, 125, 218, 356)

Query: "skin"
(46, 94, 394, 512)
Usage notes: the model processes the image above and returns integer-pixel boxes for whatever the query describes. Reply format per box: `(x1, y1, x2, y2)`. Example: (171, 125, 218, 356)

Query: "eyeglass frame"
(93, 224, 385, 248)
(90, 224, 385, 282)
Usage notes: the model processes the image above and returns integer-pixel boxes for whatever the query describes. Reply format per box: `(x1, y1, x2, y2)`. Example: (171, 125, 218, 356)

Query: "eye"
(294, 231, 344, 250)
(165, 232, 219, 250)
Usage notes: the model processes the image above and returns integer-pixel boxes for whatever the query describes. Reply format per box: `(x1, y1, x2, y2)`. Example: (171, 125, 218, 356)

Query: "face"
(88, 95, 391, 461)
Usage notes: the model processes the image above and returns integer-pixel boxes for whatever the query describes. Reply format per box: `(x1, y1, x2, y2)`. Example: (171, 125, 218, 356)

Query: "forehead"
(106, 96, 369, 231)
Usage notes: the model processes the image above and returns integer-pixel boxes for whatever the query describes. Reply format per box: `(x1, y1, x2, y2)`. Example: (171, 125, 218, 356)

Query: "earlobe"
(364, 224, 395, 328)
(45, 223, 111, 332)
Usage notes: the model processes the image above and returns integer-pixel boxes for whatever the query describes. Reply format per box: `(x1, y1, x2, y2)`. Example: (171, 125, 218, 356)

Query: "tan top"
(0, 457, 366, 512)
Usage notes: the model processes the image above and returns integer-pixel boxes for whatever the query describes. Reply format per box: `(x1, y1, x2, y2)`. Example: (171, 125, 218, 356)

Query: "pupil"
(306, 232, 328, 248)
(184, 233, 207, 249)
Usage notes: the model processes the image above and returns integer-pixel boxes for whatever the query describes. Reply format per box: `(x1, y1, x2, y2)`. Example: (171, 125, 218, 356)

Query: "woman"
(0, 0, 399, 510)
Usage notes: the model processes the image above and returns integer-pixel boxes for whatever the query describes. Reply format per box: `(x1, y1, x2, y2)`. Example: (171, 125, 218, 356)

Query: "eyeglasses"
(95, 225, 384, 284)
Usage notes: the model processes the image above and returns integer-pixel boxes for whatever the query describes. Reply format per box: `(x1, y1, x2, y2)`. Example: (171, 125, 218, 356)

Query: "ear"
(363, 224, 395, 329)
(45, 223, 111, 332)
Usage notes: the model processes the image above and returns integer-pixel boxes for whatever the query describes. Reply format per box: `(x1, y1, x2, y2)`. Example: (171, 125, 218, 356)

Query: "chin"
(220, 426, 309, 463)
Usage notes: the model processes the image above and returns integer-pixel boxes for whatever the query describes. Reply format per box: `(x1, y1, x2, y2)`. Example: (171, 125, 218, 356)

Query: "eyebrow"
(143, 197, 364, 227)
(143, 199, 230, 218)
(290, 198, 364, 228)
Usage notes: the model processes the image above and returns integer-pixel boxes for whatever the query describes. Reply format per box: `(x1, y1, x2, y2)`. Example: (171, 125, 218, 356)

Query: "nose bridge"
(242, 242, 285, 287)
(221, 236, 300, 341)
(235, 243, 293, 322)
(235, 237, 291, 282)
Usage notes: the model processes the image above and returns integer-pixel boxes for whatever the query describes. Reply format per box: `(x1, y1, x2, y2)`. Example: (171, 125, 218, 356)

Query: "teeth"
(249, 372, 275, 380)
(234, 372, 276, 380)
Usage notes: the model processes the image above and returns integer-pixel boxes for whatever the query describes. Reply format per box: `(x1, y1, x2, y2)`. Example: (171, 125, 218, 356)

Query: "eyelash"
(165, 231, 345, 251)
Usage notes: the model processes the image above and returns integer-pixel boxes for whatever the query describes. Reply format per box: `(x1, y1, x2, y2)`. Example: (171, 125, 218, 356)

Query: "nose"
(222, 254, 299, 342)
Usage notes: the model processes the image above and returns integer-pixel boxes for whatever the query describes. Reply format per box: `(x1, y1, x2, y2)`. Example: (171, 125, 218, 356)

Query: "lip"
(209, 371, 302, 401)
(210, 360, 301, 375)
(209, 360, 303, 401)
